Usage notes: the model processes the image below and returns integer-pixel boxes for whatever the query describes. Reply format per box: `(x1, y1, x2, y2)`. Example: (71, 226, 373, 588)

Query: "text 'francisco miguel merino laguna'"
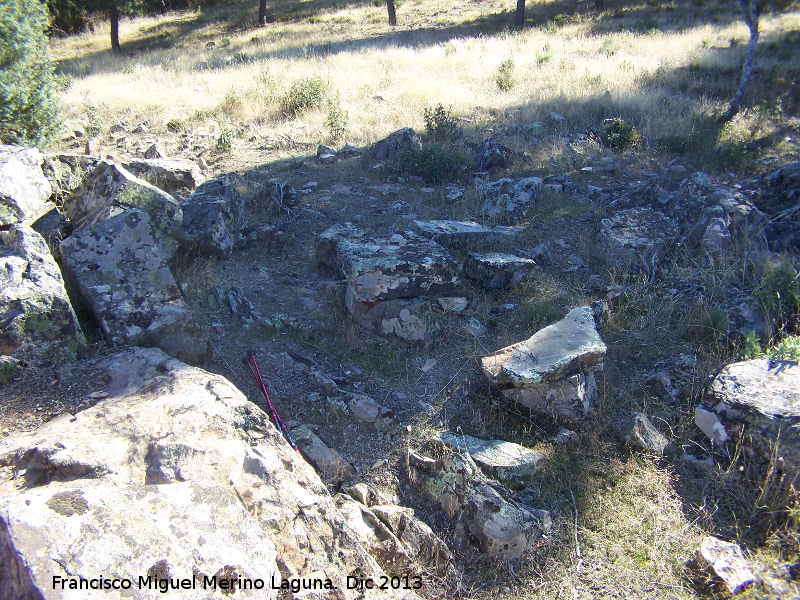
(51, 574, 337, 594)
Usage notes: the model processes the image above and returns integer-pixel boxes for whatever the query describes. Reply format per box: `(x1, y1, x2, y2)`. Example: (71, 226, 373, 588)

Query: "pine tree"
(0, 0, 63, 149)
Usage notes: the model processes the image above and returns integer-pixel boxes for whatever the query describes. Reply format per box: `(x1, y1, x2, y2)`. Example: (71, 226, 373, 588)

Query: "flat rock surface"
(481, 306, 606, 386)
(707, 358, 800, 418)
(123, 157, 206, 195)
(409, 220, 521, 249)
(463, 252, 536, 289)
(695, 536, 756, 595)
(598, 207, 677, 268)
(438, 432, 546, 482)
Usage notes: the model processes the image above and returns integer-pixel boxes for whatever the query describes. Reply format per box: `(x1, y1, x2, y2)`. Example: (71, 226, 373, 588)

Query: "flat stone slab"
(409, 220, 523, 250)
(463, 252, 536, 289)
(59, 209, 210, 364)
(598, 208, 677, 269)
(316, 224, 458, 304)
(123, 157, 206, 194)
(1, 224, 84, 362)
(0, 145, 53, 226)
(480, 177, 543, 224)
(502, 371, 597, 420)
(707, 358, 800, 418)
(438, 432, 546, 482)
(482, 306, 606, 387)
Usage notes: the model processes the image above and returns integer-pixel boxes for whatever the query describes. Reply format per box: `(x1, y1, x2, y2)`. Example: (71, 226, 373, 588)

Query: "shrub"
(755, 261, 800, 331)
(84, 104, 104, 137)
(325, 92, 348, 142)
(280, 76, 328, 118)
(496, 59, 515, 92)
(0, 0, 63, 148)
(767, 335, 800, 362)
(739, 329, 762, 359)
(600, 117, 642, 151)
(216, 128, 235, 152)
(398, 142, 470, 184)
(166, 118, 185, 133)
(423, 103, 458, 142)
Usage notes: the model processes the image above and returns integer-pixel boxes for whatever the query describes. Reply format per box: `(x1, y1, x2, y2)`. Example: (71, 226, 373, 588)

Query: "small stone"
(693, 536, 756, 595)
(421, 358, 437, 373)
(438, 297, 468, 313)
(549, 111, 566, 122)
(614, 412, 670, 455)
(554, 428, 578, 445)
(463, 317, 486, 337)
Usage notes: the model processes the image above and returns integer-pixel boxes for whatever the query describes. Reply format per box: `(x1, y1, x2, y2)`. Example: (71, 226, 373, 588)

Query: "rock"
(348, 393, 398, 429)
(381, 306, 428, 343)
(554, 428, 578, 445)
(340, 142, 361, 158)
(291, 425, 355, 485)
(41, 154, 100, 203)
(692, 536, 757, 595)
(437, 432, 546, 484)
(143, 142, 166, 159)
(0, 347, 408, 599)
(409, 451, 478, 518)
(481, 306, 606, 419)
(316, 225, 458, 331)
(461, 482, 547, 561)
(0, 224, 85, 363)
(0, 145, 53, 226)
(84, 136, 100, 157)
(438, 297, 468, 313)
(463, 252, 536, 289)
(463, 317, 487, 338)
(59, 209, 211, 365)
(61, 159, 181, 234)
(695, 358, 800, 479)
(1, 481, 279, 599)
(549, 111, 566, 122)
(179, 178, 247, 257)
(123, 158, 206, 194)
(371, 128, 422, 161)
(30, 206, 73, 249)
(317, 144, 337, 157)
(370, 504, 451, 573)
(480, 177, 542, 224)
(598, 208, 677, 271)
(474, 138, 512, 171)
(409, 219, 520, 250)
(614, 412, 670, 455)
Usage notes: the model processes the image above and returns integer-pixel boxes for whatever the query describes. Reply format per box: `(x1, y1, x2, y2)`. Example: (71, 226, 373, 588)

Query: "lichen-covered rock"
(123, 158, 206, 195)
(463, 252, 536, 289)
(0, 224, 84, 363)
(481, 306, 606, 419)
(695, 358, 800, 481)
(0, 145, 53, 226)
(61, 159, 181, 234)
(59, 209, 210, 365)
(408, 451, 478, 518)
(598, 208, 677, 270)
(409, 220, 522, 250)
(179, 178, 247, 256)
(0, 347, 417, 600)
(371, 128, 422, 161)
(480, 177, 542, 224)
(437, 432, 546, 484)
(614, 412, 670, 455)
(692, 536, 757, 595)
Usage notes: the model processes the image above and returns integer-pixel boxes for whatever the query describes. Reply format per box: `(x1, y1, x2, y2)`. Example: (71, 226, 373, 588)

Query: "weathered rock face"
(695, 358, 800, 481)
(59, 209, 211, 365)
(0, 145, 53, 226)
(463, 252, 536, 289)
(290, 425, 356, 485)
(437, 432, 546, 484)
(691, 536, 757, 595)
(316, 225, 458, 340)
(409, 220, 521, 250)
(371, 128, 422, 161)
(179, 179, 247, 257)
(614, 412, 670, 455)
(598, 208, 677, 270)
(0, 348, 415, 600)
(0, 224, 85, 362)
(41, 154, 100, 204)
(61, 159, 181, 234)
(474, 139, 512, 172)
(480, 177, 542, 223)
(123, 158, 206, 195)
(481, 306, 606, 419)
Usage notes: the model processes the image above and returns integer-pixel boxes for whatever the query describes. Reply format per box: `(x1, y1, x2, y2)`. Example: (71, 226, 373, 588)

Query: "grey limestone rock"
(179, 178, 247, 257)
(598, 208, 677, 271)
(371, 128, 422, 161)
(463, 252, 536, 289)
(437, 432, 546, 483)
(123, 157, 206, 195)
(0, 145, 53, 227)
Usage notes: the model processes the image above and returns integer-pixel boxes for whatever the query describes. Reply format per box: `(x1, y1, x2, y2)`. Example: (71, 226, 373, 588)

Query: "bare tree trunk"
(387, 0, 396, 26)
(515, 0, 525, 27)
(110, 3, 121, 53)
(727, 0, 760, 119)
(259, 0, 267, 26)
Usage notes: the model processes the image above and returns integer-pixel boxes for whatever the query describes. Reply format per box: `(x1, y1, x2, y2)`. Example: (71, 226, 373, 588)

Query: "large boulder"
(0, 145, 53, 226)
(58, 209, 211, 365)
(0, 224, 84, 363)
(0, 347, 418, 600)
(123, 158, 207, 195)
(695, 358, 800, 482)
(61, 159, 181, 234)
(481, 306, 606, 420)
(179, 178, 247, 257)
(371, 128, 422, 162)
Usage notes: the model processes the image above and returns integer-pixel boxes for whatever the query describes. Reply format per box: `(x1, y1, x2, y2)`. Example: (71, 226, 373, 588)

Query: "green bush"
(399, 142, 470, 184)
(600, 117, 641, 151)
(767, 335, 800, 362)
(280, 76, 328, 118)
(423, 103, 458, 142)
(496, 59, 515, 92)
(739, 329, 762, 359)
(325, 92, 348, 141)
(756, 261, 800, 331)
(166, 118, 185, 133)
(0, 0, 63, 148)
(216, 127, 235, 152)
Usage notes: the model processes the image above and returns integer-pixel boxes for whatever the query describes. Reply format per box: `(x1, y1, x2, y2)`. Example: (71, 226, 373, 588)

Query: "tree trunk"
(727, 0, 760, 119)
(110, 3, 121, 53)
(387, 0, 396, 26)
(515, 0, 525, 27)
(259, 0, 267, 26)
